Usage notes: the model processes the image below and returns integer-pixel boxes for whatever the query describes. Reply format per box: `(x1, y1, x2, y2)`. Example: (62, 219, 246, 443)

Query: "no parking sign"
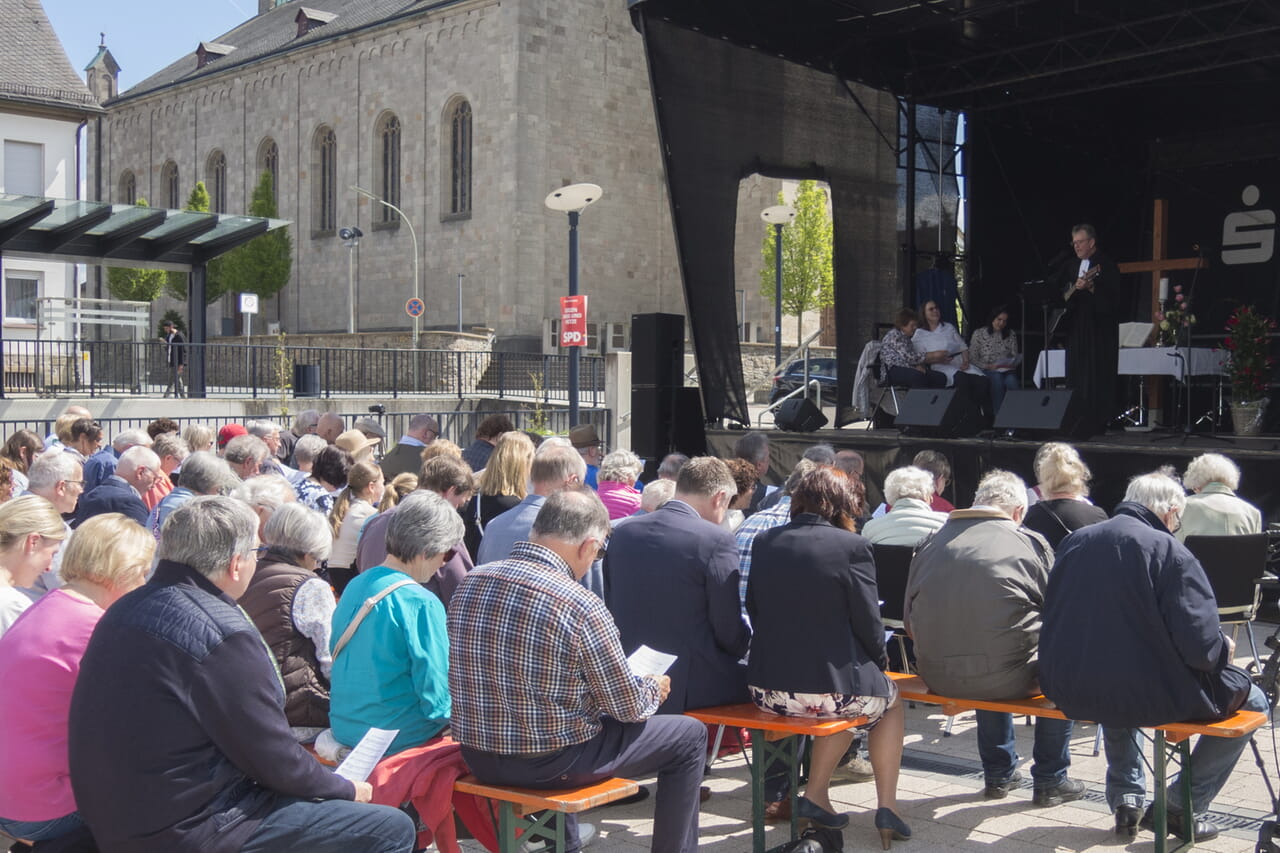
(405, 297, 425, 318)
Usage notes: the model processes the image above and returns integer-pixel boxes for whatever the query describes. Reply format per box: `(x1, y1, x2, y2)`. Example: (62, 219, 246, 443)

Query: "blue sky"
(44, 0, 248, 91)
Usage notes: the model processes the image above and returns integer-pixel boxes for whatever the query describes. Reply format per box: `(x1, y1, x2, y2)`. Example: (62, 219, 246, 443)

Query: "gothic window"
(119, 170, 136, 205)
(207, 150, 227, 213)
(312, 125, 337, 236)
(375, 113, 401, 225)
(446, 99, 472, 218)
(161, 160, 180, 208)
(257, 137, 279, 208)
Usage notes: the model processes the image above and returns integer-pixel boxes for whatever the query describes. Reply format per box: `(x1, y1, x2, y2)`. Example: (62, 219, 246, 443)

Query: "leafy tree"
(218, 171, 293, 301)
(759, 180, 834, 343)
(106, 199, 166, 302)
(166, 182, 224, 303)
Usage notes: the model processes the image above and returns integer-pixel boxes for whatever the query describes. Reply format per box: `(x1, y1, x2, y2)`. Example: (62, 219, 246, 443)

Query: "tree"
(107, 198, 166, 302)
(217, 171, 293, 301)
(759, 180, 834, 343)
(166, 182, 224, 303)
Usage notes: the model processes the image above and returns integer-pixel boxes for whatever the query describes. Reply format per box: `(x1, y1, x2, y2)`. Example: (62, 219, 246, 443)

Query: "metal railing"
(0, 339, 605, 403)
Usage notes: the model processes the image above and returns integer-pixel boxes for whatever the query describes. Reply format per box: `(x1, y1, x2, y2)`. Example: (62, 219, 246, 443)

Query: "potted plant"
(1223, 304, 1275, 436)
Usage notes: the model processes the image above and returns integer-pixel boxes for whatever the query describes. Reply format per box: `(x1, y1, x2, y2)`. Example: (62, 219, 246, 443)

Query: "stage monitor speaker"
(993, 389, 1081, 436)
(631, 313, 685, 388)
(632, 385, 707, 460)
(894, 388, 983, 438)
(775, 397, 828, 432)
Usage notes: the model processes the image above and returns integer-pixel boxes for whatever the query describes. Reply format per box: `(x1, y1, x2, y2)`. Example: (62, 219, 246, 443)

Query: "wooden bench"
(888, 672, 1268, 853)
(686, 702, 869, 853)
(455, 775, 639, 853)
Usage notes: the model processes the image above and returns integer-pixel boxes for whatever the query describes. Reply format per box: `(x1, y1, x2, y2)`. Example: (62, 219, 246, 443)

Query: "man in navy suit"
(605, 456, 750, 713)
(73, 445, 159, 529)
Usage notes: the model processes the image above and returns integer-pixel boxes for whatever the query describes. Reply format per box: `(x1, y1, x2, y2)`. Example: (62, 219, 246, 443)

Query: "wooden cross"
(1115, 198, 1210, 413)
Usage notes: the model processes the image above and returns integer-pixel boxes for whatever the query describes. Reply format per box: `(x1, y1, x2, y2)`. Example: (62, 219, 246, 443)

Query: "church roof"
(0, 0, 100, 115)
(116, 0, 458, 104)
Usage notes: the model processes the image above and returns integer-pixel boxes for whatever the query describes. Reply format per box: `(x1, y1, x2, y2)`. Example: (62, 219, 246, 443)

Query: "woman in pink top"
(597, 449, 644, 521)
(0, 513, 154, 842)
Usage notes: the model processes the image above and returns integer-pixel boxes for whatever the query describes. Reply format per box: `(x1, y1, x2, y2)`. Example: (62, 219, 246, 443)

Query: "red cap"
(217, 423, 248, 448)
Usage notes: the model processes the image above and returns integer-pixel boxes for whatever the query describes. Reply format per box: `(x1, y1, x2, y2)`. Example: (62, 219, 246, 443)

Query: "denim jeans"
(982, 369, 1020, 413)
(975, 710, 1074, 788)
(240, 797, 416, 853)
(1102, 683, 1269, 814)
(0, 812, 83, 842)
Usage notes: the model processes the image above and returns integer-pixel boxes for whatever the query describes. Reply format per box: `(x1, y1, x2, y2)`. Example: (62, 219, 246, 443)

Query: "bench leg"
(747, 728, 806, 853)
(1151, 731, 1198, 853)
(497, 802, 567, 853)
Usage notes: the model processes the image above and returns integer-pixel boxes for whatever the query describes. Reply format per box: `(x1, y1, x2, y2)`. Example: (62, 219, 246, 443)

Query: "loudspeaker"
(993, 389, 1081, 436)
(894, 388, 983, 437)
(631, 313, 685, 388)
(775, 397, 829, 432)
(632, 386, 706, 460)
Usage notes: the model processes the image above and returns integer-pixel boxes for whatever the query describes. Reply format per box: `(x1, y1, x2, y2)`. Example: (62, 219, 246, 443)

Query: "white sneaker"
(521, 821, 596, 852)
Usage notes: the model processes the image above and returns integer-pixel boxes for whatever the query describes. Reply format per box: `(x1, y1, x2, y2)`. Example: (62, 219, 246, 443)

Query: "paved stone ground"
(454, 621, 1280, 852)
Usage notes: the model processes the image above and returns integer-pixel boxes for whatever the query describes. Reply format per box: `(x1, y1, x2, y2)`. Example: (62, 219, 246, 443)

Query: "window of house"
(119, 170, 137, 205)
(376, 113, 401, 226)
(4, 140, 44, 196)
(3, 274, 39, 324)
(313, 126, 337, 236)
(445, 99, 472, 219)
(162, 160, 180, 208)
(207, 150, 227, 213)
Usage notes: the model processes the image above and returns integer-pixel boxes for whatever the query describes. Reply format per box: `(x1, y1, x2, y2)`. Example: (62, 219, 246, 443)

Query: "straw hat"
(335, 428, 381, 460)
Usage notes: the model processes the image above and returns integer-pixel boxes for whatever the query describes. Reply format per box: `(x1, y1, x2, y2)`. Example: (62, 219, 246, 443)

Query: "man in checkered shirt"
(447, 488, 707, 852)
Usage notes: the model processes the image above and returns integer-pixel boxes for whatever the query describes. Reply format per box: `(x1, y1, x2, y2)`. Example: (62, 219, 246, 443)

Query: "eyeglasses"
(1072, 238, 1092, 247)
(64, 479, 85, 488)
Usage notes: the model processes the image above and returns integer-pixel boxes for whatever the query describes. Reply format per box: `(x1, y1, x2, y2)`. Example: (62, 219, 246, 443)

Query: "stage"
(706, 427, 1280, 524)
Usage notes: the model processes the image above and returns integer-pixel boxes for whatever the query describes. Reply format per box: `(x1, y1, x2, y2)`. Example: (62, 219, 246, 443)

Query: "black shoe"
(1032, 777, 1086, 807)
(1139, 806, 1221, 841)
(1114, 804, 1143, 838)
(983, 770, 1023, 799)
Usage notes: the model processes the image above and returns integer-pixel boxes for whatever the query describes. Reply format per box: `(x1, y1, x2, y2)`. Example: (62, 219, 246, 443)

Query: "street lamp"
(456, 272, 465, 333)
(351, 186, 419, 352)
(339, 226, 362, 334)
(544, 183, 603, 427)
(760, 204, 795, 367)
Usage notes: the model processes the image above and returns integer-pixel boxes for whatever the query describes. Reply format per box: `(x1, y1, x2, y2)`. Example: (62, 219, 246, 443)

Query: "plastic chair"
(1183, 533, 1269, 672)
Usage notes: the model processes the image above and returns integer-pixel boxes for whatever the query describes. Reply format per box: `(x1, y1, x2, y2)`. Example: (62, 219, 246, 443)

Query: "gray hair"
(733, 431, 770, 464)
(782, 458, 819, 496)
(802, 444, 837, 466)
(675, 456, 737, 500)
(530, 443, 586, 486)
(657, 453, 688, 480)
(531, 487, 610, 545)
(182, 423, 215, 453)
(224, 434, 269, 467)
(385, 491, 464, 562)
(639, 478, 676, 513)
(537, 436, 573, 452)
(158, 495, 258, 579)
(247, 420, 281, 440)
(179, 451, 237, 495)
(972, 469, 1028, 515)
(153, 432, 190, 465)
(262, 502, 331, 561)
(293, 409, 320, 433)
(408, 413, 440, 434)
(117, 445, 160, 477)
(1183, 452, 1241, 492)
(112, 428, 153, 452)
(292, 434, 328, 467)
(233, 473, 296, 513)
(1124, 472, 1187, 518)
(27, 451, 82, 492)
(598, 449, 643, 484)
(884, 466, 936, 505)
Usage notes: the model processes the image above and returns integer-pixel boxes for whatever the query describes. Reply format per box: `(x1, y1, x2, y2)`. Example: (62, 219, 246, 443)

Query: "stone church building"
(85, 0, 903, 355)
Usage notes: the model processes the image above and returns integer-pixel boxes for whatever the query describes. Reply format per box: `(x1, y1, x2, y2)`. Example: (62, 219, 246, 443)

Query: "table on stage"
(1034, 346, 1227, 388)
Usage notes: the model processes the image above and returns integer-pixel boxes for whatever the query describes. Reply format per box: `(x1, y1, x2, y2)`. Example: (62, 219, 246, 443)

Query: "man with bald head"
(380, 414, 441, 480)
(73, 445, 160, 528)
(316, 413, 345, 445)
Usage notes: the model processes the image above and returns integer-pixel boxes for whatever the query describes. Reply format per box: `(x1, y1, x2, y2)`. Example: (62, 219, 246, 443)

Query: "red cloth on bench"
(368, 735, 498, 853)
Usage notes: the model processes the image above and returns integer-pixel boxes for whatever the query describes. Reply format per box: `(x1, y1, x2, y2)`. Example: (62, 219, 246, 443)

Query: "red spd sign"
(560, 295, 588, 347)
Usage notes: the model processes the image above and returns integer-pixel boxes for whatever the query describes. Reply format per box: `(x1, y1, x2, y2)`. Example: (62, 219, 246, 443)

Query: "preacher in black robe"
(1055, 224, 1120, 437)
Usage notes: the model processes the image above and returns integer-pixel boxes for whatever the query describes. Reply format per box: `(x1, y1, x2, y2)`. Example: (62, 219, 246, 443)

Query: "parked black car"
(769, 357, 839, 404)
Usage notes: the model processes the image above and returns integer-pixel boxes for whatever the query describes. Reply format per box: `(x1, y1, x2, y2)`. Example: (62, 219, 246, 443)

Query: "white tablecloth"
(1034, 347, 1227, 388)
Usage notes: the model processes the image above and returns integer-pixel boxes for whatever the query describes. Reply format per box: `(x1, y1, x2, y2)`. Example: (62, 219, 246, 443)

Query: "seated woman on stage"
(969, 305, 1021, 414)
(1021, 442, 1107, 549)
(878, 307, 946, 389)
(746, 467, 910, 848)
(913, 300, 992, 416)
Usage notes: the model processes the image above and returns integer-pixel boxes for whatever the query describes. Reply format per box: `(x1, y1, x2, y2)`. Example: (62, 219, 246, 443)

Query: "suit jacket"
(74, 475, 148, 529)
(379, 442, 425, 481)
(604, 500, 750, 712)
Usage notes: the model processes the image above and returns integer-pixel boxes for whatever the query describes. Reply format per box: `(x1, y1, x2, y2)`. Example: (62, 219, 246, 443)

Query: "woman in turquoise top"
(329, 491, 465, 755)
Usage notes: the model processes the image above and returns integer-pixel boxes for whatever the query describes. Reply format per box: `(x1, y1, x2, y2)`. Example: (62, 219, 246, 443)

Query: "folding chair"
(872, 543, 915, 673)
(1184, 533, 1269, 672)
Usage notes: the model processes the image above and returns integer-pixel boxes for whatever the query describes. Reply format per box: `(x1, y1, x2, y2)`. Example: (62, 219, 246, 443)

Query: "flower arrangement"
(1223, 304, 1275, 402)
(1155, 284, 1195, 346)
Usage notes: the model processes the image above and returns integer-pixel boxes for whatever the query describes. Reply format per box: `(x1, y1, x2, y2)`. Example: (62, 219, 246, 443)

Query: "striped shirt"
(734, 496, 793, 610)
(447, 541, 661, 754)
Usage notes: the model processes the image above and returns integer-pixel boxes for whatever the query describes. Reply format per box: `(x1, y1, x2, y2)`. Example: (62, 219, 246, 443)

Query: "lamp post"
(351, 186, 419, 352)
(456, 273, 465, 333)
(736, 288, 746, 342)
(761, 204, 796, 368)
(545, 183, 603, 427)
(339, 226, 363, 334)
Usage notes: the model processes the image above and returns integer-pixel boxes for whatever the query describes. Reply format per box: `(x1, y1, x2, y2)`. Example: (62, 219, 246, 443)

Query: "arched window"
(206, 149, 227, 213)
(446, 99, 472, 218)
(375, 112, 401, 225)
(119, 170, 136, 205)
(257, 137, 279, 208)
(161, 160, 180, 208)
(312, 125, 337, 235)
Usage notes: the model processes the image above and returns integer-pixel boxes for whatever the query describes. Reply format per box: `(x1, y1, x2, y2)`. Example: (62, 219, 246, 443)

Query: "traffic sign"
(405, 297, 426, 317)
(239, 293, 259, 314)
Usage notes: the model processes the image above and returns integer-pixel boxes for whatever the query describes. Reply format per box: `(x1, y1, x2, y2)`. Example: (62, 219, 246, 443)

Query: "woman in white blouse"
(328, 461, 386, 572)
(912, 300, 993, 418)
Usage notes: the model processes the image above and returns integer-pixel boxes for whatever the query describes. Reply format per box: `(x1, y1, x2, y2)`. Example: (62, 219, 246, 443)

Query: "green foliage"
(274, 331, 293, 418)
(106, 198, 166, 302)
(166, 182, 224, 303)
(218, 171, 293, 302)
(759, 180, 835, 341)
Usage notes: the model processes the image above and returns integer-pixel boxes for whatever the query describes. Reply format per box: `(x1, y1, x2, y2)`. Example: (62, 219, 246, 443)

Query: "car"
(769, 357, 840, 405)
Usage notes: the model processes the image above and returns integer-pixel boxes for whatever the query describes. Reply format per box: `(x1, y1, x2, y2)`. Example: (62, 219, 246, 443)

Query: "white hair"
(262, 502, 331, 562)
(884, 466, 936, 505)
(27, 451, 82, 492)
(972, 469, 1028, 515)
(1124, 472, 1187, 517)
(598, 449, 643, 484)
(111, 428, 153, 452)
(1183, 453, 1241, 492)
(117, 445, 160, 477)
(247, 420, 282, 440)
(639, 478, 676, 513)
(233, 473, 296, 512)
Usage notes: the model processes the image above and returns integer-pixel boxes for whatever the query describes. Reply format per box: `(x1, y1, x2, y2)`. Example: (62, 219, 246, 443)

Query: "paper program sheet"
(334, 727, 399, 782)
(627, 644, 677, 677)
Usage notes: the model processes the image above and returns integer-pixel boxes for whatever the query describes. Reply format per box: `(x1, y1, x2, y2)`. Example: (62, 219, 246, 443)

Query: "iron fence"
(0, 339, 606, 403)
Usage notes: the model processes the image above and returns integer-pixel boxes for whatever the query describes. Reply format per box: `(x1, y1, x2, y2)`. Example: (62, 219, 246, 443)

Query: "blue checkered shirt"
(447, 541, 662, 754)
(734, 496, 793, 611)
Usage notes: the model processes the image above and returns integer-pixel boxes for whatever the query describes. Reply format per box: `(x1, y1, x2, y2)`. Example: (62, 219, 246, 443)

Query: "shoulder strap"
(331, 577, 418, 660)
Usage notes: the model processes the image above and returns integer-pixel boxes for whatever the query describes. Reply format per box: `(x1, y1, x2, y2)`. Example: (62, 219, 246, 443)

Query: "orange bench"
(686, 703, 868, 853)
(888, 672, 1267, 853)
(454, 775, 639, 853)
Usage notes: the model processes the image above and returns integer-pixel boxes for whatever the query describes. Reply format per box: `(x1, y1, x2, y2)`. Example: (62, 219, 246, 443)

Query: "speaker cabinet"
(993, 389, 1081, 437)
(632, 386, 706, 460)
(894, 388, 983, 437)
(630, 313, 685, 388)
(774, 397, 829, 432)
